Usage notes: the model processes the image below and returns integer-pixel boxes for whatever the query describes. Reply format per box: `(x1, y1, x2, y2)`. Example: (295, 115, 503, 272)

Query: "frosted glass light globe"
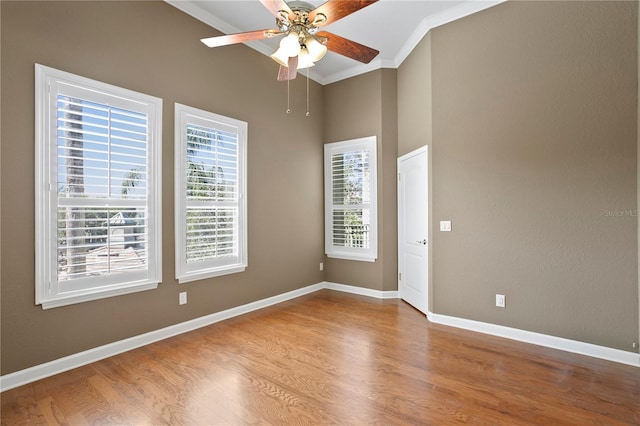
(280, 33, 301, 57)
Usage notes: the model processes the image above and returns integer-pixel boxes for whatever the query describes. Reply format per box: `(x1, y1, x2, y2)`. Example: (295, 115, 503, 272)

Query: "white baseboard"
(2, 281, 637, 392)
(324, 281, 398, 299)
(427, 311, 640, 368)
(0, 282, 324, 392)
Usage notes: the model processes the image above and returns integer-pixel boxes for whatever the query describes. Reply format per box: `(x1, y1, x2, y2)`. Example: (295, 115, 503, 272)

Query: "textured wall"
(0, 0, 325, 374)
(322, 70, 398, 291)
(380, 69, 399, 292)
(429, 1, 638, 351)
(398, 32, 432, 158)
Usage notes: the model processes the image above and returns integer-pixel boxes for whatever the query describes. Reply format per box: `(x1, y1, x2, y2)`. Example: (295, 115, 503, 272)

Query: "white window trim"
(174, 103, 248, 283)
(35, 64, 162, 309)
(324, 136, 378, 262)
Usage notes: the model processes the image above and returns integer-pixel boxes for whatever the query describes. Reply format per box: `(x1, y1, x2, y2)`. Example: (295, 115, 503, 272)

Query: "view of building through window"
(56, 95, 150, 281)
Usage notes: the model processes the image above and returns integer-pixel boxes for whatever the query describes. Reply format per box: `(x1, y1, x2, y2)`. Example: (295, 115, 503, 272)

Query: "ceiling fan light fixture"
(200, 0, 381, 82)
(297, 47, 315, 69)
(280, 32, 301, 57)
(305, 36, 327, 62)
(271, 47, 291, 67)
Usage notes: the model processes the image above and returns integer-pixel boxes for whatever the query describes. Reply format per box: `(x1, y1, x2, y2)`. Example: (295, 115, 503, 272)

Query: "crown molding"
(393, 0, 507, 68)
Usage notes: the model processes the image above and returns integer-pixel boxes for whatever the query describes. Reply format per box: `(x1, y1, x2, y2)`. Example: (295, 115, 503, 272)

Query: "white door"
(398, 146, 429, 315)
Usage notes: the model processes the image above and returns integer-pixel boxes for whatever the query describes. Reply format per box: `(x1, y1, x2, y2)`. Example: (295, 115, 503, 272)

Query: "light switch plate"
(440, 220, 452, 232)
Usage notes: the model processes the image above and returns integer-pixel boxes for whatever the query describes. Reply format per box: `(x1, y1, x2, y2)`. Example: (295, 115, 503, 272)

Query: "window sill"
(39, 282, 159, 310)
(177, 265, 247, 284)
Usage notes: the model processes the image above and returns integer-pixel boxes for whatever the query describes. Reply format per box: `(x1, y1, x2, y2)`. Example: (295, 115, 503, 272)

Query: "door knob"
(417, 239, 427, 245)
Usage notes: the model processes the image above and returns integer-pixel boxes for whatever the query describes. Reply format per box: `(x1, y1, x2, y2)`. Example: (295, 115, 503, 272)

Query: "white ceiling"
(167, 0, 504, 85)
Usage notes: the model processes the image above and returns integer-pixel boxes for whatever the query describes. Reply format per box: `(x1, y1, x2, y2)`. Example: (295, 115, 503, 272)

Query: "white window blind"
(35, 64, 162, 309)
(324, 137, 378, 262)
(57, 96, 149, 279)
(175, 104, 247, 283)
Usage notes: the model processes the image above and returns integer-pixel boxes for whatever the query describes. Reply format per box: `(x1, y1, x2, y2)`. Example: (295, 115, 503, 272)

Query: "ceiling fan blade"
(201, 29, 282, 48)
(260, 0, 293, 18)
(277, 56, 299, 81)
(309, 0, 378, 27)
(316, 31, 379, 64)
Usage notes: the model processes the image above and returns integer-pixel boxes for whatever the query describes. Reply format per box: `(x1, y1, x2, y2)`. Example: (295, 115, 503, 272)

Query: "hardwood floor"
(2, 290, 639, 425)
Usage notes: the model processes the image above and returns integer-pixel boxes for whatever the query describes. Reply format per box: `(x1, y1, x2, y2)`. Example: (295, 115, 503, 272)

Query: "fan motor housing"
(287, 1, 315, 13)
(289, 1, 319, 26)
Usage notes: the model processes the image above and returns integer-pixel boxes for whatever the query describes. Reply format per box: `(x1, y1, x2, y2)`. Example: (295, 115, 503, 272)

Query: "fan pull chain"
(306, 67, 310, 117)
(286, 77, 291, 114)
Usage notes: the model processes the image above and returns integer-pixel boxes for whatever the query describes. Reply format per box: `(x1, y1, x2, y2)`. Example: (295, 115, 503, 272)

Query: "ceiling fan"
(201, 0, 380, 80)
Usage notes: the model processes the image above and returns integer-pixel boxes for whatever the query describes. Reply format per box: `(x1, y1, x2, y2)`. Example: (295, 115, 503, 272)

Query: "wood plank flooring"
(1, 290, 639, 425)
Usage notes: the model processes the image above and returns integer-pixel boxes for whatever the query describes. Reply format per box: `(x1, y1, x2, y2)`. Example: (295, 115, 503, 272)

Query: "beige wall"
(398, 32, 432, 157)
(0, 1, 325, 374)
(380, 69, 399, 291)
(398, 31, 434, 307)
(322, 70, 398, 291)
(399, 1, 638, 351)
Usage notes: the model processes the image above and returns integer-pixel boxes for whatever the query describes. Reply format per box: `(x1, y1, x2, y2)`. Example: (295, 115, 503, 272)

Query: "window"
(175, 104, 247, 283)
(35, 64, 162, 309)
(324, 136, 378, 262)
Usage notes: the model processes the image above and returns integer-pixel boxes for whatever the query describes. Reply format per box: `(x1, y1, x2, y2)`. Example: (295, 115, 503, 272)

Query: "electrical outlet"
(440, 220, 452, 232)
(319, 262, 324, 271)
(179, 292, 187, 305)
(495, 294, 505, 308)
